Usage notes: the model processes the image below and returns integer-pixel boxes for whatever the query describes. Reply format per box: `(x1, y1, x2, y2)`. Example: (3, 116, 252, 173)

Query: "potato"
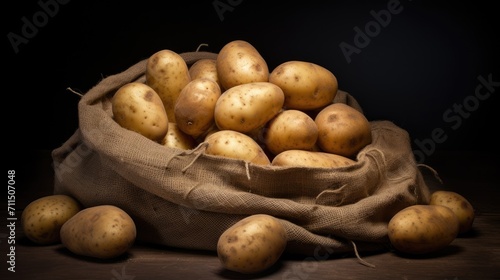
(388, 204, 460, 255)
(174, 78, 222, 138)
(264, 109, 318, 155)
(271, 149, 356, 168)
(112, 82, 169, 142)
(189, 58, 220, 86)
(205, 130, 270, 165)
(269, 60, 338, 111)
(60, 205, 137, 259)
(429, 190, 475, 234)
(21, 194, 81, 245)
(214, 82, 285, 134)
(160, 122, 197, 150)
(217, 214, 287, 274)
(315, 103, 372, 158)
(145, 49, 191, 122)
(216, 40, 269, 90)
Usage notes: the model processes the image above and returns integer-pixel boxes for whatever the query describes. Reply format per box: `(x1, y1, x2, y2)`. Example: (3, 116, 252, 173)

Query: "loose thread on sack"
(67, 87, 84, 98)
(181, 142, 208, 173)
(417, 163, 443, 184)
(350, 240, 376, 268)
(245, 161, 251, 180)
(195, 43, 209, 52)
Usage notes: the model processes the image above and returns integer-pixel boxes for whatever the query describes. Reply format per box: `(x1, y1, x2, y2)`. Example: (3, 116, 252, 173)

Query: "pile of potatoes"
(111, 39, 373, 167)
(21, 40, 477, 274)
(21, 194, 137, 260)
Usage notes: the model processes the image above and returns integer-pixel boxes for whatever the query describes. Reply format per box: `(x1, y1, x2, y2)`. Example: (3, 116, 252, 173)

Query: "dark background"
(5, 0, 499, 167)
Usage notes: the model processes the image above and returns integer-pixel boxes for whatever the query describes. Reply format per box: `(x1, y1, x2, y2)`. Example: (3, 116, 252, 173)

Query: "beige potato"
(217, 214, 287, 274)
(189, 58, 220, 87)
(388, 204, 459, 255)
(269, 60, 338, 111)
(145, 49, 191, 122)
(205, 130, 270, 165)
(430, 190, 475, 234)
(160, 122, 197, 150)
(174, 78, 222, 138)
(315, 103, 372, 158)
(112, 82, 169, 142)
(271, 149, 356, 168)
(214, 82, 285, 134)
(60, 205, 137, 259)
(264, 109, 318, 155)
(21, 194, 82, 245)
(216, 40, 269, 90)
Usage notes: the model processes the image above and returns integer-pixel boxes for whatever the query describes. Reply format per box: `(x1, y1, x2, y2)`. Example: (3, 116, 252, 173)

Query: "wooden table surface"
(3, 150, 499, 280)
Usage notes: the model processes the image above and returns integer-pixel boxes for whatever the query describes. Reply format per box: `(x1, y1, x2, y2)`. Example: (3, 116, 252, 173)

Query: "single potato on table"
(216, 40, 269, 90)
(60, 205, 137, 259)
(217, 214, 287, 274)
(112, 82, 169, 142)
(430, 190, 475, 234)
(269, 60, 338, 111)
(315, 103, 372, 158)
(145, 49, 191, 122)
(21, 194, 82, 245)
(388, 204, 459, 255)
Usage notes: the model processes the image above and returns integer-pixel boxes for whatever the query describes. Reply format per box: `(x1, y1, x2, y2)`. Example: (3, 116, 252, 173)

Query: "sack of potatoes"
(45, 39, 473, 274)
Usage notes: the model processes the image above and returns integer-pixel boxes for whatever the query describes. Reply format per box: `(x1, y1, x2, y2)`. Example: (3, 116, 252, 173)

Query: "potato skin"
(315, 103, 372, 158)
(60, 205, 137, 259)
(145, 49, 191, 122)
(216, 40, 269, 90)
(189, 58, 220, 87)
(205, 130, 270, 165)
(388, 204, 459, 255)
(112, 82, 169, 142)
(160, 122, 197, 150)
(174, 78, 222, 138)
(269, 60, 338, 111)
(264, 109, 318, 155)
(271, 149, 356, 168)
(214, 82, 285, 134)
(217, 214, 287, 274)
(21, 195, 81, 245)
(430, 191, 475, 234)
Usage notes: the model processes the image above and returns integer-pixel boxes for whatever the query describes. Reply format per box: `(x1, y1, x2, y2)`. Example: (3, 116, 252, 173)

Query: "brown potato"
(315, 103, 372, 158)
(217, 214, 287, 274)
(160, 122, 197, 150)
(264, 109, 318, 155)
(388, 204, 459, 255)
(216, 40, 269, 90)
(205, 130, 270, 165)
(145, 49, 191, 122)
(60, 205, 137, 259)
(271, 149, 356, 168)
(214, 82, 284, 134)
(269, 60, 338, 110)
(112, 82, 169, 142)
(21, 194, 82, 245)
(430, 190, 475, 234)
(174, 78, 222, 138)
(189, 58, 220, 87)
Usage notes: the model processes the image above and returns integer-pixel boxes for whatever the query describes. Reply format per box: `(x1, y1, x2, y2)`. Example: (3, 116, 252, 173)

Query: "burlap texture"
(52, 51, 431, 257)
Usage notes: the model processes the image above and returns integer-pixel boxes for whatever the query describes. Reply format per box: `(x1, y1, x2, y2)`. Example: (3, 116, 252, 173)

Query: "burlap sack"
(52, 51, 431, 258)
